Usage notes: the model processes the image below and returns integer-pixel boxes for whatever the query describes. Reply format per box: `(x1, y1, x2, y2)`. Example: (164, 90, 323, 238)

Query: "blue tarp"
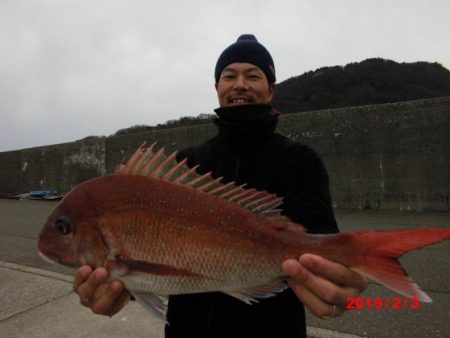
(30, 189, 58, 197)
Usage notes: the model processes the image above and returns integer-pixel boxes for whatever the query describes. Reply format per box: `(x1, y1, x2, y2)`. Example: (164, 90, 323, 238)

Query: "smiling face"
(215, 63, 275, 107)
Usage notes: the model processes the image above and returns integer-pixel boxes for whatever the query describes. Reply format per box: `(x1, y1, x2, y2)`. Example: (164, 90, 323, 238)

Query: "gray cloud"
(1, 0, 449, 151)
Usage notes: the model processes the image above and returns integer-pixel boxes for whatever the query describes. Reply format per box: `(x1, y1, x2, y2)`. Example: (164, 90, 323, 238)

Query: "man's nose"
(233, 75, 248, 89)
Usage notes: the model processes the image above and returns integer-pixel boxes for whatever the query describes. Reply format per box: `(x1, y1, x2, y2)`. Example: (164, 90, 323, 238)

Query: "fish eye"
(54, 216, 72, 236)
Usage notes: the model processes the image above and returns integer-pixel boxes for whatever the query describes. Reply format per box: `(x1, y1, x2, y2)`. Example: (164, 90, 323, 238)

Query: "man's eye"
(248, 75, 261, 80)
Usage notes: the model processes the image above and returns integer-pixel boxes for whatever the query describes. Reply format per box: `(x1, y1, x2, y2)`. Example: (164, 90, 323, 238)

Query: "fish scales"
(74, 174, 290, 294)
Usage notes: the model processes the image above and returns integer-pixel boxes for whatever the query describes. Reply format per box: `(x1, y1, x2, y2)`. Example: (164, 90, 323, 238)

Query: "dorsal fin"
(115, 143, 305, 230)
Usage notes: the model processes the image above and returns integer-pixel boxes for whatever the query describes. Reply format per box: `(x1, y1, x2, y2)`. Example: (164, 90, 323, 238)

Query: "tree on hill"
(271, 58, 450, 113)
(113, 113, 214, 136)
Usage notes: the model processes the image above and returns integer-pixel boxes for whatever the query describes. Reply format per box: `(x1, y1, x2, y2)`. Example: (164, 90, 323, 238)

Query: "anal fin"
(132, 292, 169, 323)
(225, 278, 288, 304)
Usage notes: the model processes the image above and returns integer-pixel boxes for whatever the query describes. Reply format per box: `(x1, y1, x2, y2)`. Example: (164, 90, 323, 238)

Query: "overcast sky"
(1, 0, 449, 152)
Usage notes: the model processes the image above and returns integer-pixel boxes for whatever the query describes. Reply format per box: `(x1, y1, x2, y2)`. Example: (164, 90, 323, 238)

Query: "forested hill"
(112, 58, 450, 136)
(271, 58, 450, 113)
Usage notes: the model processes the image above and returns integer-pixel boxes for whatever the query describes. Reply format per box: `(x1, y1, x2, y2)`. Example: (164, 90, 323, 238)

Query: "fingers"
(287, 277, 346, 318)
(73, 266, 130, 316)
(299, 254, 368, 290)
(283, 258, 348, 304)
(90, 280, 130, 316)
(73, 265, 93, 293)
(283, 259, 346, 318)
(282, 254, 368, 319)
(103, 284, 132, 317)
(76, 267, 110, 306)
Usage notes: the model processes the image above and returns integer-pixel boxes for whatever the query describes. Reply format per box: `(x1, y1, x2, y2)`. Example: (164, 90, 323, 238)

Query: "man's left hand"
(282, 254, 368, 319)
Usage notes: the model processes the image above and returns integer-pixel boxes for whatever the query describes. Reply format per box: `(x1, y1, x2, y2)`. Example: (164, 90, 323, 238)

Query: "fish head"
(37, 183, 109, 269)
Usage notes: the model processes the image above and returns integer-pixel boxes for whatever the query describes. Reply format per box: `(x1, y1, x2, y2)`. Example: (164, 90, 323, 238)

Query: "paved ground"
(0, 199, 449, 337)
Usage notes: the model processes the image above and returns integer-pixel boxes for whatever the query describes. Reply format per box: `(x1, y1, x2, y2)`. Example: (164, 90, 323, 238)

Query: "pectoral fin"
(114, 256, 208, 278)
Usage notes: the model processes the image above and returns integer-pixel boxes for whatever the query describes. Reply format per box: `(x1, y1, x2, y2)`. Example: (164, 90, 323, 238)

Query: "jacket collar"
(213, 104, 279, 143)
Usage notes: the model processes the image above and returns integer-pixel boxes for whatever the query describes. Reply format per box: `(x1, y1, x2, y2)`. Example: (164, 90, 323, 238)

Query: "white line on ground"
(0, 261, 72, 283)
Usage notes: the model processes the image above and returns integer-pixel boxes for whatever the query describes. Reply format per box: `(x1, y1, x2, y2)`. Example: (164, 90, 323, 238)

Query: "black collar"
(213, 104, 279, 143)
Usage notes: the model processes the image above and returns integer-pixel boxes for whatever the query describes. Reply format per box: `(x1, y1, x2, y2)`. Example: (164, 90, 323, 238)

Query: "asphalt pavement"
(0, 199, 449, 338)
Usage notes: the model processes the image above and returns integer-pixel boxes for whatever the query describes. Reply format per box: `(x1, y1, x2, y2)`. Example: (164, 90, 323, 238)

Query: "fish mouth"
(37, 240, 62, 265)
(38, 250, 79, 268)
(38, 251, 57, 265)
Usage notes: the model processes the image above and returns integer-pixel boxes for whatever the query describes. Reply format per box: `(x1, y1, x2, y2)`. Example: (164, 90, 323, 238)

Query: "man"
(74, 34, 367, 337)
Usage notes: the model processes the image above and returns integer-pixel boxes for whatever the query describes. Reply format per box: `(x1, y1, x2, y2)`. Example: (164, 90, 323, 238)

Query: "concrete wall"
(0, 138, 107, 194)
(279, 97, 450, 211)
(1, 96, 449, 211)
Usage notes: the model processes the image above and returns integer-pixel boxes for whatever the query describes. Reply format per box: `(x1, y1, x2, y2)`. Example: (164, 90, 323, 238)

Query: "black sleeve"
(280, 144, 339, 235)
(176, 142, 216, 175)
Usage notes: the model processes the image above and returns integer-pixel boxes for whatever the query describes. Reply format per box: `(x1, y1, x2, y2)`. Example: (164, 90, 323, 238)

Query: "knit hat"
(214, 34, 276, 83)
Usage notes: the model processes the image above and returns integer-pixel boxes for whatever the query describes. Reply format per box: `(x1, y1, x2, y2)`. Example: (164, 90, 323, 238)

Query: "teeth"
(231, 99, 249, 103)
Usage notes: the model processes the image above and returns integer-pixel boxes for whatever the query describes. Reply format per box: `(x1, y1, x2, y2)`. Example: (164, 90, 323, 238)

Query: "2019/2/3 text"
(346, 297, 420, 310)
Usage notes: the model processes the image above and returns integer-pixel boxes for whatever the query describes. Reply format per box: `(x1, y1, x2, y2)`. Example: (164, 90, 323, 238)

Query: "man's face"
(215, 63, 275, 107)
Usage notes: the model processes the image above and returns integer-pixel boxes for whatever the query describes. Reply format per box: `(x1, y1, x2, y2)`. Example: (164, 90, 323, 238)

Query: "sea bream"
(37, 143, 450, 320)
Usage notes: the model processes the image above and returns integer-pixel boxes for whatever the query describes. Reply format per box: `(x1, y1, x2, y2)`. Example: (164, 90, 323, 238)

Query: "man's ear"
(215, 83, 218, 91)
(267, 83, 275, 102)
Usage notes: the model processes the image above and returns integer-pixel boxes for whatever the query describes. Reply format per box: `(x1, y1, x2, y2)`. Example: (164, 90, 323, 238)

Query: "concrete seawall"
(1, 96, 449, 211)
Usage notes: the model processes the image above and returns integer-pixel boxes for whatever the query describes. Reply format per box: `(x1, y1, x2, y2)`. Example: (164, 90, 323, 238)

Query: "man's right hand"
(73, 265, 131, 317)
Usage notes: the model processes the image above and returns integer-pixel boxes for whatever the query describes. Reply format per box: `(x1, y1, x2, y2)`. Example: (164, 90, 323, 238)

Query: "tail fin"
(340, 228, 450, 303)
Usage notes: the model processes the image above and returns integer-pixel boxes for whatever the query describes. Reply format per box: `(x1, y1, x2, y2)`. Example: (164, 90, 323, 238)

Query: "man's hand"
(282, 254, 368, 319)
(73, 266, 131, 317)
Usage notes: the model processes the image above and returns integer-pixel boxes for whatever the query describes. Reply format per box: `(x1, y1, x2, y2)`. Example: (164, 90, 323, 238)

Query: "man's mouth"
(229, 97, 253, 104)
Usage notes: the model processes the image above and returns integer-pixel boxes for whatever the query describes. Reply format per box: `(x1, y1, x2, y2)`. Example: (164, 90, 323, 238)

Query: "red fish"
(37, 143, 450, 320)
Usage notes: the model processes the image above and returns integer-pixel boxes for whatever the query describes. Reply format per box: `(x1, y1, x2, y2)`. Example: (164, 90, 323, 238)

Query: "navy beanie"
(214, 34, 276, 84)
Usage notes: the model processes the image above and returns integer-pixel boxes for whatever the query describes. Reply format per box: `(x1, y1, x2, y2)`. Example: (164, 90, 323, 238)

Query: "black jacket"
(165, 104, 338, 338)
